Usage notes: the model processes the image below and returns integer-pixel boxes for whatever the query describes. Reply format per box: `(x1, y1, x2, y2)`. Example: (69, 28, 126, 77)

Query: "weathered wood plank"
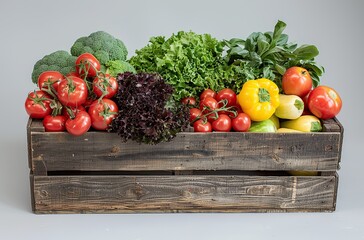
(27, 118, 33, 169)
(31, 174, 337, 213)
(30, 130, 342, 173)
(322, 118, 343, 133)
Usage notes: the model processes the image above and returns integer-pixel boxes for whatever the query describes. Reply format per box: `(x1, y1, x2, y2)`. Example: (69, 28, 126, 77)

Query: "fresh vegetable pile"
(25, 21, 343, 144)
(26, 31, 134, 136)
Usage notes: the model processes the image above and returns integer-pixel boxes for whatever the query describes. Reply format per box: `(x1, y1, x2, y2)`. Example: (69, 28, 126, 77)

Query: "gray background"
(0, 0, 362, 239)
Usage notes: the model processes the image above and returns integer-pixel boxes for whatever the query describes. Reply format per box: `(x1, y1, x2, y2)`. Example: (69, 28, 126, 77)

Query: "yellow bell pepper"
(237, 78, 280, 121)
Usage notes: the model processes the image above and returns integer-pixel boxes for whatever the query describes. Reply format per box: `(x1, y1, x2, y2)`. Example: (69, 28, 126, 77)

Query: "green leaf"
(261, 45, 285, 59)
(277, 34, 289, 46)
(274, 64, 286, 75)
(225, 38, 245, 47)
(272, 20, 287, 44)
(245, 38, 255, 52)
(293, 45, 319, 60)
(303, 62, 325, 76)
(229, 46, 248, 57)
(262, 66, 274, 79)
(249, 52, 262, 66)
(310, 72, 321, 88)
(257, 35, 270, 56)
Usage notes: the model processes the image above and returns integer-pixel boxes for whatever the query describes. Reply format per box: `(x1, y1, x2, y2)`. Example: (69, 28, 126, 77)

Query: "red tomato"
(62, 105, 86, 119)
(66, 72, 80, 78)
(282, 66, 313, 97)
(301, 93, 312, 115)
(307, 86, 342, 120)
(83, 98, 96, 110)
(230, 104, 243, 117)
(181, 97, 197, 106)
(212, 114, 232, 132)
(65, 111, 92, 136)
(93, 74, 118, 99)
(200, 96, 218, 113)
(216, 88, 237, 107)
(25, 90, 52, 119)
(42, 115, 66, 132)
(207, 112, 220, 123)
(231, 113, 251, 132)
(200, 96, 218, 122)
(193, 119, 212, 132)
(88, 99, 119, 130)
(38, 71, 63, 91)
(200, 89, 216, 100)
(75, 53, 101, 78)
(57, 76, 88, 107)
(189, 108, 202, 123)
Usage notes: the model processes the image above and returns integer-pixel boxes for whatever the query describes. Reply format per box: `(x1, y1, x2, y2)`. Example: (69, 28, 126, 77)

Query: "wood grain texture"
(28, 118, 343, 174)
(31, 174, 338, 213)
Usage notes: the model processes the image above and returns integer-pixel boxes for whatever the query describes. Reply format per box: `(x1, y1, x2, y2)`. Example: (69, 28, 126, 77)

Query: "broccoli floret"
(70, 31, 128, 67)
(105, 60, 136, 77)
(31, 50, 76, 84)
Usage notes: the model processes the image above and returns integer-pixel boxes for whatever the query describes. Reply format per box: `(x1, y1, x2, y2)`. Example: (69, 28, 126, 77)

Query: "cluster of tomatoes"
(281, 66, 342, 120)
(25, 53, 119, 136)
(182, 88, 251, 132)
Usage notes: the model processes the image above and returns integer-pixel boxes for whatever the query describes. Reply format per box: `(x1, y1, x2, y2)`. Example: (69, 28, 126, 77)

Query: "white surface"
(0, 0, 363, 239)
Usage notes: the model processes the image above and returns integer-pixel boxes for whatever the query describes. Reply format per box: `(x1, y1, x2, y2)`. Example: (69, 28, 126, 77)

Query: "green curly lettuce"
(130, 31, 250, 101)
(105, 60, 136, 77)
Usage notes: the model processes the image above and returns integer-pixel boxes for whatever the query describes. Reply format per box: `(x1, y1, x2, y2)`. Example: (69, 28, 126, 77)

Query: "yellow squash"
(237, 78, 280, 121)
(280, 115, 322, 132)
(274, 94, 304, 119)
(277, 128, 303, 133)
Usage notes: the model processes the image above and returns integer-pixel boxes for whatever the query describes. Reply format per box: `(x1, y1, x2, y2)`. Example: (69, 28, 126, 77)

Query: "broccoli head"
(70, 31, 128, 66)
(31, 50, 77, 84)
(105, 60, 136, 77)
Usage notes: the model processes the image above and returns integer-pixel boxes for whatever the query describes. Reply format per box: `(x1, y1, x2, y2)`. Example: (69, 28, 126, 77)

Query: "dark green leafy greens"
(223, 20, 324, 90)
(110, 72, 189, 144)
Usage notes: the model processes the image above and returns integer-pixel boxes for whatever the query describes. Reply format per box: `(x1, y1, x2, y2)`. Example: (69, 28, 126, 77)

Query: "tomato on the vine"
(88, 99, 119, 131)
(75, 53, 100, 78)
(199, 96, 218, 113)
(62, 105, 86, 119)
(57, 76, 88, 107)
(200, 89, 216, 100)
(181, 97, 197, 106)
(92, 74, 118, 99)
(43, 115, 66, 132)
(65, 111, 92, 136)
(193, 119, 212, 132)
(216, 88, 237, 107)
(189, 108, 202, 123)
(199, 96, 218, 121)
(307, 86, 342, 120)
(38, 71, 63, 91)
(231, 113, 251, 132)
(25, 90, 52, 119)
(211, 114, 232, 132)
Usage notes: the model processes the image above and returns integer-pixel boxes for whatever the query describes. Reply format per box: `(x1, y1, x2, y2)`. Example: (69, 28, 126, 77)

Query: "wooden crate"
(27, 118, 343, 213)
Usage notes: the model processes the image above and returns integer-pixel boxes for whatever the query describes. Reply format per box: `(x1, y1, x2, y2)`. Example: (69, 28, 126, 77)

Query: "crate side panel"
(30, 130, 342, 172)
(32, 175, 337, 213)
